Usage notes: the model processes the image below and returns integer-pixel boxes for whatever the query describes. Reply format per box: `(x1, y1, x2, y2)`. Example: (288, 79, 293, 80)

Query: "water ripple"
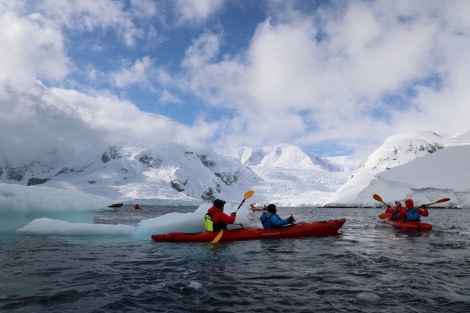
(1, 208, 469, 312)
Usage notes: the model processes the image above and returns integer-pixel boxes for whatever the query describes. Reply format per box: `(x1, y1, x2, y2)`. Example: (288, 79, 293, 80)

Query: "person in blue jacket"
(260, 204, 295, 228)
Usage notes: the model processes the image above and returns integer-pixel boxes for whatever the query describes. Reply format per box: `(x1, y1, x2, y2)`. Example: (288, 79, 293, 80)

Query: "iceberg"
(0, 183, 110, 232)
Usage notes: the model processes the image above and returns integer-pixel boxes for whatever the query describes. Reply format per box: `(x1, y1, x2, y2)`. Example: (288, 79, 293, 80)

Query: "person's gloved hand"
(289, 216, 296, 224)
(232, 212, 237, 216)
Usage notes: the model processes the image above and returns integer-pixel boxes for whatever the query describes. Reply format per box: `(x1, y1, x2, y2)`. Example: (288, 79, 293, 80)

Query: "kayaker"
(396, 199, 429, 221)
(205, 199, 237, 232)
(385, 203, 395, 215)
(260, 204, 295, 228)
(389, 201, 404, 220)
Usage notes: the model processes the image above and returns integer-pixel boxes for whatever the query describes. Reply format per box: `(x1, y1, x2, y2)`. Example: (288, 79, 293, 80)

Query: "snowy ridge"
(237, 144, 340, 171)
(1, 131, 470, 208)
(0, 143, 350, 206)
(326, 131, 470, 207)
(232, 144, 351, 206)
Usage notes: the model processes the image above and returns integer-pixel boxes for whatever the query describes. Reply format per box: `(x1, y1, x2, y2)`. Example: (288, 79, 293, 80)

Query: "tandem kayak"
(384, 218, 432, 231)
(151, 218, 346, 242)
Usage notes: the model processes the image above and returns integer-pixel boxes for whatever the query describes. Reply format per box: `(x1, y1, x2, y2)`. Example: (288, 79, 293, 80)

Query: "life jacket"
(204, 212, 228, 232)
(405, 208, 421, 221)
(203, 213, 214, 231)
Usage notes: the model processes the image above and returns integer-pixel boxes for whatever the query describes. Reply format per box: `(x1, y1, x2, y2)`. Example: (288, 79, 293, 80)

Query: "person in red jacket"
(396, 199, 429, 221)
(385, 203, 396, 215)
(388, 201, 404, 220)
(206, 199, 236, 231)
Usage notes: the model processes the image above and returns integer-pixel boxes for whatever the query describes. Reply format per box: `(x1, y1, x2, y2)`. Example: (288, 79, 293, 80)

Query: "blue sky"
(1, 0, 470, 162)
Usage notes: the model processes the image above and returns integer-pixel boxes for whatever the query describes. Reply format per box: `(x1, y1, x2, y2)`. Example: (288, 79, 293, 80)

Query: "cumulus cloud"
(174, 1, 470, 155)
(174, 0, 225, 25)
(111, 56, 155, 88)
(0, 80, 212, 164)
(0, 1, 214, 164)
(0, 5, 69, 83)
(2, 0, 470, 165)
(37, 0, 144, 46)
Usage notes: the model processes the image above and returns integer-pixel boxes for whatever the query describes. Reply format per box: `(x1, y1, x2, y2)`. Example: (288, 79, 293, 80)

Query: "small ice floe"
(188, 281, 202, 290)
(16, 218, 134, 236)
(356, 291, 382, 304)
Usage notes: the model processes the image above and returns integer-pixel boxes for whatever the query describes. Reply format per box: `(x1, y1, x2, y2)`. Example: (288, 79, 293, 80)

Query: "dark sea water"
(1, 207, 469, 313)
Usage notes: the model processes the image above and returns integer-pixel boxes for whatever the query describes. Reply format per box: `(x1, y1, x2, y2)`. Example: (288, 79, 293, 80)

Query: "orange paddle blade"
(373, 194, 383, 202)
(378, 213, 392, 219)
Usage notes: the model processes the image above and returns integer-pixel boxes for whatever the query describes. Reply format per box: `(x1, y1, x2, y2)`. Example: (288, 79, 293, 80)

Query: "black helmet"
(267, 204, 276, 214)
(213, 199, 226, 209)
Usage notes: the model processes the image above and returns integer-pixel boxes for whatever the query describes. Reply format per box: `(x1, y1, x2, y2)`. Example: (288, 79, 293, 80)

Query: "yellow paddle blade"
(211, 230, 224, 243)
(244, 190, 255, 200)
(378, 213, 392, 219)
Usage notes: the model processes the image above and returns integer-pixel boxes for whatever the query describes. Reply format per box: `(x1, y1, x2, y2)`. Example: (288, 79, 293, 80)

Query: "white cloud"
(33, 0, 144, 46)
(0, 6, 69, 83)
(0, 80, 213, 164)
(174, 0, 470, 156)
(111, 56, 155, 88)
(2, 0, 470, 163)
(174, 0, 225, 25)
(159, 89, 182, 104)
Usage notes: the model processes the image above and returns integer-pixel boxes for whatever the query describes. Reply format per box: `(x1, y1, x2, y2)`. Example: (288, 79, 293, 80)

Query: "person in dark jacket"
(260, 204, 295, 228)
(205, 199, 236, 231)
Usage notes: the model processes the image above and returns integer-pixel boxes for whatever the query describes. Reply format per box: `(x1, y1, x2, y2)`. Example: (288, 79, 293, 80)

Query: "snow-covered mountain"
(0, 143, 353, 206)
(325, 131, 470, 208)
(2, 131, 470, 208)
(232, 144, 353, 206)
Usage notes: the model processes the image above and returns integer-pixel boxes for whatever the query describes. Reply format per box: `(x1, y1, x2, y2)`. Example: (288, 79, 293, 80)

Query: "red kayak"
(384, 218, 432, 231)
(151, 218, 346, 242)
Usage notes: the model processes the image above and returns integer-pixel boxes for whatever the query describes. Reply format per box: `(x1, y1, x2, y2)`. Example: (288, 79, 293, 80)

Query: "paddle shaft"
(423, 198, 450, 207)
(373, 194, 390, 207)
(235, 199, 246, 212)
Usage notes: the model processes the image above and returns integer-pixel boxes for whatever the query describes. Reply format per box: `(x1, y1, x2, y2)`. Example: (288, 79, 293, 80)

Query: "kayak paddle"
(373, 194, 393, 219)
(289, 209, 296, 224)
(378, 213, 392, 219)
(377, 197, 451, 219)
(211, 190, 255, 243)
(422, 198, 450, 207)
(373, 194, 389, 206)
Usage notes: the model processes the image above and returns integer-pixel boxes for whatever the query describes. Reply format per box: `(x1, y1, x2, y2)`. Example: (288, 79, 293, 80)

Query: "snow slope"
(325, 131, 470, 207)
